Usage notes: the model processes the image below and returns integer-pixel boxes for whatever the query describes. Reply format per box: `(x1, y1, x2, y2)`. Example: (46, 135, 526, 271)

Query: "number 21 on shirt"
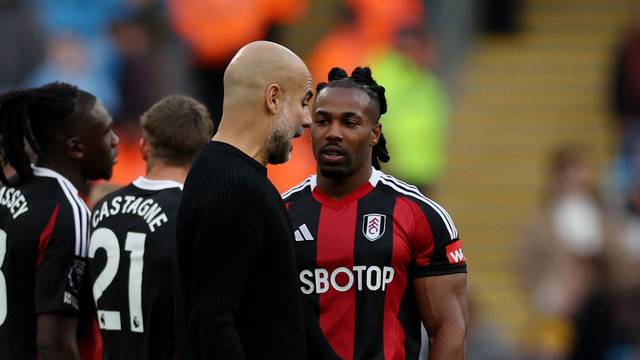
(89, 228, 146, 333)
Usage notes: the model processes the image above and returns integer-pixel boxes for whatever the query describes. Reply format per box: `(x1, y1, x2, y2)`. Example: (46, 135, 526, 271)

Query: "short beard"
(266, 107, 293, 165)
(319, 166, 349, 179)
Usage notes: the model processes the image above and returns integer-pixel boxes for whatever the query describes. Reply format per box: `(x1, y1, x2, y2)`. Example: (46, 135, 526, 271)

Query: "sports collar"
(133, 176, 183, 191)
(309, 167, 380, 191)
(32, 165, 81, 195)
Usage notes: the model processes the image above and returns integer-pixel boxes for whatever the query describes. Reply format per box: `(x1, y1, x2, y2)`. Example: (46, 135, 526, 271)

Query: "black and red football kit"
(0, 166, 99, 359)
(89, 176, 183, 359)
(283, 168, 467, 360)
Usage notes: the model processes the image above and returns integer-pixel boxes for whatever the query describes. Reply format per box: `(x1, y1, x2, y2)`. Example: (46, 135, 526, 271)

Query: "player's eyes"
(343, 120, 357, 127)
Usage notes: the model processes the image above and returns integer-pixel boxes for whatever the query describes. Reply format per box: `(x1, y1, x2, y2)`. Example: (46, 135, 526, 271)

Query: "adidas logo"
(294, 224, 314, 241)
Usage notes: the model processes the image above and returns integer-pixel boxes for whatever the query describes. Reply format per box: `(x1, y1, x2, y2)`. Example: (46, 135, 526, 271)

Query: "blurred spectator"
(520, 145, 607, 359)
(167, 0, 308, 127)
(371, 19, 449, 195)
(0, 0, 45, 92)
(26, 34, 121, 112)
(611, 3, 640, 131)
(422, 0, 475, 91)
(609, 3, 640, 216)
(480, 0, 522, 34)
(111, 0, 193, 123)
(26, 0, 129, 113)
(571, 286, 640, 360)
(307, 0, 423, 81)
(466, 296, 514, 360)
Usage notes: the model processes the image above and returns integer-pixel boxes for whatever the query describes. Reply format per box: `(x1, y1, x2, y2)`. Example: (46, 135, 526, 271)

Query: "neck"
(214, 111, 270, 165)
(35, 158, 88, 195)
(317, 165, 372, 200)
(146, 161, 189, 184)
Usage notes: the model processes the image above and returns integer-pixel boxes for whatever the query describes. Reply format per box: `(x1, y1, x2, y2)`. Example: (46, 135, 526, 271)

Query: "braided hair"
(0, 83, 96, 185)
(316, 67, 390, 170)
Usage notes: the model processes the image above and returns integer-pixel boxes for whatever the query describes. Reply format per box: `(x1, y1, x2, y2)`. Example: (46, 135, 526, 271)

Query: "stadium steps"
(436, 0, 634, 346)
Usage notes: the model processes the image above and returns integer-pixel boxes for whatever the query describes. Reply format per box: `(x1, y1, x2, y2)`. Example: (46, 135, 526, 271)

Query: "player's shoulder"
(281, 175, 315, 201)
(375, 171, 459, 240)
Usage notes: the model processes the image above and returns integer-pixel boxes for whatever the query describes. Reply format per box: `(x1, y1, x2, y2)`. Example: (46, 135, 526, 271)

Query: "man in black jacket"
(175, 41, 334, 359)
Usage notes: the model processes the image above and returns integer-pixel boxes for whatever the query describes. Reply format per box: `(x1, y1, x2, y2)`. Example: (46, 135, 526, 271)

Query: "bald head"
(216, 41, 314, 165)
(223, 41, 311, 109)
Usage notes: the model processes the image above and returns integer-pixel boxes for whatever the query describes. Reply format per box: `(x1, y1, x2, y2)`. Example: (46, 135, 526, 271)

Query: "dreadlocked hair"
(316, 66, 390, 170)
(0, 82, 96, 185)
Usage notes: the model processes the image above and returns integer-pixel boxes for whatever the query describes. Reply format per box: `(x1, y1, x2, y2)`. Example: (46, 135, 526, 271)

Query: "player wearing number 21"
(0, 83, 119, 359)
(88, 96, 213, 359)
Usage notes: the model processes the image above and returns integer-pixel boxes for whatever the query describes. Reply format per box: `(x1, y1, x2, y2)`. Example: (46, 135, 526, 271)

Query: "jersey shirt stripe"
(384, 197, 412, 360)
(378, 176, 458, 240)
(281, 178, 312, 200)
(32, 166, 90, 258)
(59, 180, 90, 258)
(353, 193, 394, 359)
(380, 174, 458, 239)
(36, 204, 60, 268)
(316, 201, 358, 360)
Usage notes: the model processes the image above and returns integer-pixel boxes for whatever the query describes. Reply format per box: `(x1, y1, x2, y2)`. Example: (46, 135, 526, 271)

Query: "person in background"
(520, 144, 607, 359)
(0, 83, 119, 359)
(88, 95, 213, 359)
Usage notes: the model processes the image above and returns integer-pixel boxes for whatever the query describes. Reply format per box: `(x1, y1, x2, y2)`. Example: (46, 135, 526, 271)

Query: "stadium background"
(2, 0, 639, 358)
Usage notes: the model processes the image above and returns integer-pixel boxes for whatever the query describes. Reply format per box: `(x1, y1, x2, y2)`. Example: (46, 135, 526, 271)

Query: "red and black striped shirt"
(283, 169, 466, 360)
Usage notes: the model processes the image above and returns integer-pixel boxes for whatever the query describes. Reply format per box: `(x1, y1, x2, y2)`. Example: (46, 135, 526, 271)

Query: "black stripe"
(353, 191, 396, 359)
(60, 180, 84, 257)
(288, 191, 322, 316)
(379, 177, 457, 239)
(397, 280, 422, 360)
(282, 178, 311, 199)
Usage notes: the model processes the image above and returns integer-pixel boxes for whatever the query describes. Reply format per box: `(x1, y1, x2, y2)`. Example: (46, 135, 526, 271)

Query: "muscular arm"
(414, 273, 468, 360)
(36, 313, 80, 360)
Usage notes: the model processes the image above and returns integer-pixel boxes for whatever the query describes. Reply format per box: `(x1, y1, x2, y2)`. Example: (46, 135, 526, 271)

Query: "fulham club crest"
(363, 213, 386, 241)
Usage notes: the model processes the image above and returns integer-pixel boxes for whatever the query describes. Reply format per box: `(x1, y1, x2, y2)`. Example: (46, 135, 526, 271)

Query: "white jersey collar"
(310, 167, 380, 191)
(133, 176, 183, 191)
(31, 165, 81, 195)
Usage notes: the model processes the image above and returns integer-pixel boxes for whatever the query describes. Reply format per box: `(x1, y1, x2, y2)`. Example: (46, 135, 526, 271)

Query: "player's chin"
(97, 168, 115, 181)
(318, 164, 349, 179)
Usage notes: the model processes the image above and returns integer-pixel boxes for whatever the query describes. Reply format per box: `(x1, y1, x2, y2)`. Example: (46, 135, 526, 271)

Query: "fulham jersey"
(89, 176, 182, 359)
(283, 169, 467, 360)
(0, 166, 92, 359)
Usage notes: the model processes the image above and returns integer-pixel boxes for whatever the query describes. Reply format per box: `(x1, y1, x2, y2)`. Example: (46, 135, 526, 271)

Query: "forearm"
(37, 338, 80, 360)
(427, 322, 466, 360)
(36, 314, 80, 360)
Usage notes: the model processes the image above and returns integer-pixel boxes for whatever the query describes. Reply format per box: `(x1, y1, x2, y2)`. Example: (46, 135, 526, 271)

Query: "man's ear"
(66, 137, 83, 160)
(371, 123, 382, 146)
(140, 137, 150, 161)
(265, 83, 282, 115)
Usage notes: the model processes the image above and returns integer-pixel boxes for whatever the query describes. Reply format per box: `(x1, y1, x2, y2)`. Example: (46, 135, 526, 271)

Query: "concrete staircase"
(438, 0, 634, 345)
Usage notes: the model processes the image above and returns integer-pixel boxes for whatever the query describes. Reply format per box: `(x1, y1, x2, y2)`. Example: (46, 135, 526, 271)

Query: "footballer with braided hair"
(0, 83, 118, 359)
(283, 67, 468, 359)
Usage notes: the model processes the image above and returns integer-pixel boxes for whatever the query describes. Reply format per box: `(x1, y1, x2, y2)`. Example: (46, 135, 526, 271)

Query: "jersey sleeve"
(406, 198, 467, 278)
(34, 203, 88, 315)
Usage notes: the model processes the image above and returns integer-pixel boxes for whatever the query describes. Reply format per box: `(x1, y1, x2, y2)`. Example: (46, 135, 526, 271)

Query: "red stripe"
(383, 198, 415, 360)
(316, 202, 358, 360)
(405, 199, 434, 267)
(37, 204, 60, 268)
